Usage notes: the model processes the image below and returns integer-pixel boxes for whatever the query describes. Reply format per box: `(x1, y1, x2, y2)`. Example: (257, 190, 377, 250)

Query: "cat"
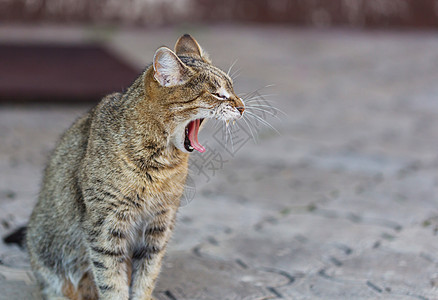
(26, 34, 245, 300)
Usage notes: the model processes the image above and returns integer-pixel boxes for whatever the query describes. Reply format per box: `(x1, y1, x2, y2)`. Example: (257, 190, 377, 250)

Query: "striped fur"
(26, 34, 244, 300)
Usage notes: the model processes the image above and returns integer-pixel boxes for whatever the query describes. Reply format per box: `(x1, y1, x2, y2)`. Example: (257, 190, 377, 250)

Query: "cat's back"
(42, 92, 123, 191)
(43, 107, 93, 193)
(26, 104, 95, 266)
(27, 93, 124, 272)
(27, 107, 92, 228)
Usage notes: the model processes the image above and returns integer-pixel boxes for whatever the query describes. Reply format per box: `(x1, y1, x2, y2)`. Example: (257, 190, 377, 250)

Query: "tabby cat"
(26, 34, 245, 300)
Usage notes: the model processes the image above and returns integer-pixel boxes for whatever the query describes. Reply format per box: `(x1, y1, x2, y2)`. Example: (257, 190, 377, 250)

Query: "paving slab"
(155, 252, 289, 300)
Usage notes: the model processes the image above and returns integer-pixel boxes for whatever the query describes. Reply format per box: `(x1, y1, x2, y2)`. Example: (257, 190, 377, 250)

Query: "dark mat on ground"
(0, 44, 140, 103)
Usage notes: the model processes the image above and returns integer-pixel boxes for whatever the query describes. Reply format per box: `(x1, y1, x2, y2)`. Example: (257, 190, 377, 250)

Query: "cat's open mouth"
(184, 118, 205, 153)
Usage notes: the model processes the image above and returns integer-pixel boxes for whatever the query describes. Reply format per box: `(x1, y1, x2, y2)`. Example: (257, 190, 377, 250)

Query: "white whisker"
(230, 69, 241, 81)
(244, 94, 277, 101)
(240, 85, 275, 99)
(242, 114, 258, 143)
(227, 59, 238, 77)
(223, 121, 228, 146)
(244, 107, 282, 120)
(245, 111, 281, 135)
(244, 99, 279, 105)
(245, 104, 288, 117)
(227, 124, 235, 153)
(212, 119, 221, 129)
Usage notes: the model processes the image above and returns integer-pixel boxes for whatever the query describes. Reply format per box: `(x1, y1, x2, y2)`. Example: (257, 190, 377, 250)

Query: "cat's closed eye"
(211, 92, 228, 100)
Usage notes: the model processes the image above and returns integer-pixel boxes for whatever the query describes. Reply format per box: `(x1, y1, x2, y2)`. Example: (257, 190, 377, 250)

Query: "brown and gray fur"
(26, 34, 245, 300)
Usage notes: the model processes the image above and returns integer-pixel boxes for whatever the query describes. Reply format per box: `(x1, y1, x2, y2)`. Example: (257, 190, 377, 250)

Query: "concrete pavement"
(0, 25, 437, 299)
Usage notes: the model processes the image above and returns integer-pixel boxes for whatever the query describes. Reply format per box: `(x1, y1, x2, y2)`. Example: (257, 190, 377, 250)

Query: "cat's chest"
(118, 163, 188, 209)
(119, 152, 189, 205)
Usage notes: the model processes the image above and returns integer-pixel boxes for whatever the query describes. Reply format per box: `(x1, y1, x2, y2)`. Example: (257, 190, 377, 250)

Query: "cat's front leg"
(130, 208, 177, 300)
(89, 245, 130, 300)
(84, 213, 131, 300)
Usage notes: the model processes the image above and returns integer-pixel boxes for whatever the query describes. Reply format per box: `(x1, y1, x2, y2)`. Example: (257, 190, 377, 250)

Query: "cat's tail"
(3, 226, 27, 249)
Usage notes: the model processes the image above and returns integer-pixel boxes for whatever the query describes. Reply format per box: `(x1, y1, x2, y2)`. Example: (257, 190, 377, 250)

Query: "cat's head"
(146, 34, 245, 154)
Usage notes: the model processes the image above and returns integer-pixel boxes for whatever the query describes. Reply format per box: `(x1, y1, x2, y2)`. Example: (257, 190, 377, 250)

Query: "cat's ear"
(153, 47, 191, 87)
(174, 34, 203, 57)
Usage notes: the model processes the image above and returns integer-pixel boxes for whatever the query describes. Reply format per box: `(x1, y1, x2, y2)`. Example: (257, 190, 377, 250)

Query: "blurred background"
(1, 1, 438, 299)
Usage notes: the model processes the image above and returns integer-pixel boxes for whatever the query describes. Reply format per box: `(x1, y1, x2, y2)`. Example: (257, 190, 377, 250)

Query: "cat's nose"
(234, 97, 245, 115)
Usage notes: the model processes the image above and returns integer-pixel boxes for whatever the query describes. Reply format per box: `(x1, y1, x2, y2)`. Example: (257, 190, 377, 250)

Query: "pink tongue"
(188, 119, 205, 153)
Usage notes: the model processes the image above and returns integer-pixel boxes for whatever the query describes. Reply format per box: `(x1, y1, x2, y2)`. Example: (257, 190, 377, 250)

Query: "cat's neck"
(115, 70, 189, 171)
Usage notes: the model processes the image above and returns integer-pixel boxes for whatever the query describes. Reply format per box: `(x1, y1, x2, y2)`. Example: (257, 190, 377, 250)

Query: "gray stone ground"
(0, 25, 438, 299)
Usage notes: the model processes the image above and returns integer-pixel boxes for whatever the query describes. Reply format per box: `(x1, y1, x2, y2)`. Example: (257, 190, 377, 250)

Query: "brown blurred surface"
(1, 0, 438, 29)
(0, 44, 139, 103)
